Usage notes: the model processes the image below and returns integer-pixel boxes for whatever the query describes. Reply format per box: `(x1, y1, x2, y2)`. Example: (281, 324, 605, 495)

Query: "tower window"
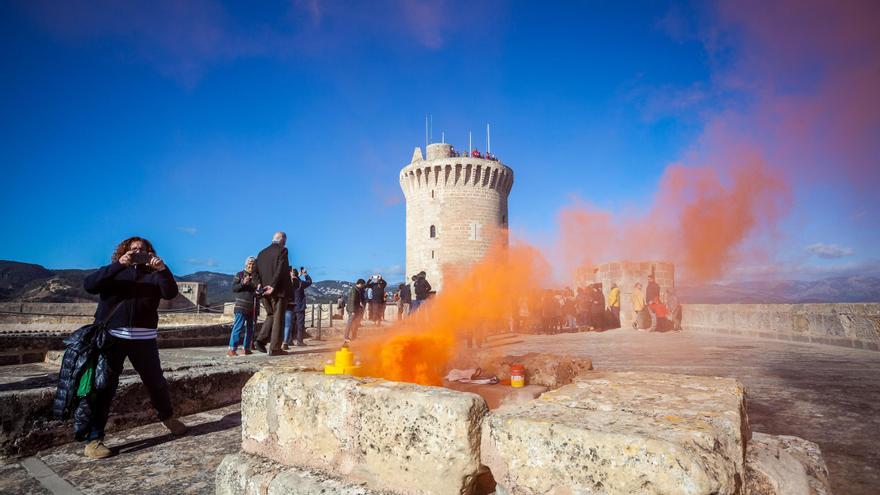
(431, 190, 434, 199)
(430, 225, 436, 238)
(432, 250, 435, 259)
(469, 221, 482, 241)
(502, 214, 507, 224)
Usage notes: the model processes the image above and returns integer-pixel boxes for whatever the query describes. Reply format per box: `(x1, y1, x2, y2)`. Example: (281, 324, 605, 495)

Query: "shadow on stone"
(114, 411, 241, 456)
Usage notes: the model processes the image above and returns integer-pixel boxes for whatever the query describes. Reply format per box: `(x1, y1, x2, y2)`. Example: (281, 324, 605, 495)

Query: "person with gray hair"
(228, 256, 258, 356)
(253, 232, 292, 355)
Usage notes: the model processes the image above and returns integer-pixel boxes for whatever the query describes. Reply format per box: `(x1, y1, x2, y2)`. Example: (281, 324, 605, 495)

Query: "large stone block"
(241, 369, 489, 495)
(481, 371, 750, 495)
(744, 433, 831, 495)
(216, 452, 383, 495)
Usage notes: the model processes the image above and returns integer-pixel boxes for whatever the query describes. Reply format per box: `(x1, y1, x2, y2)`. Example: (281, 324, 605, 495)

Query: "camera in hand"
(130, 252, 153, 265)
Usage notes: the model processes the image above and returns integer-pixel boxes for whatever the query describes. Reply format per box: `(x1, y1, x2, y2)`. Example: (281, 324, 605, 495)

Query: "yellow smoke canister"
(324, 346, 361, 375)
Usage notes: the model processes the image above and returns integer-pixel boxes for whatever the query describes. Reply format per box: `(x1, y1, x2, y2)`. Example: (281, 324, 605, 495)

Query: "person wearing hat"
(228, 256, 258, 356)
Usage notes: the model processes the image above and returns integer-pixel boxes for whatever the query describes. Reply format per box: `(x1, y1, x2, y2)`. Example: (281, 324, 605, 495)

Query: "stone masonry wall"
(683, 303, 880, 351)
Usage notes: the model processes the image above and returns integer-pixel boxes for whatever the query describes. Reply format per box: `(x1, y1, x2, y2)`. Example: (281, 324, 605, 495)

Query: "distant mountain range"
(675, 276, 880, 304)
(1, 260, 878, 304)
(0, 261, 353, 304)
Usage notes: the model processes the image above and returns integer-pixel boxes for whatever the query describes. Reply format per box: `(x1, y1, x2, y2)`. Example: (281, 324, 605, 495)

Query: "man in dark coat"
(397, 282, 412, 319)
(344, 279, 366, 343)
(290, 267, 312, 346)
(646, 274, 661, 306)
(254, 232, 291, 355)
(411, 271, 432, 312)
(366, 275, 387, 324)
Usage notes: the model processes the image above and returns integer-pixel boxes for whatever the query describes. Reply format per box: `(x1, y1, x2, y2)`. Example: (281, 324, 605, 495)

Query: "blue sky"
(1, 1, 877, 282)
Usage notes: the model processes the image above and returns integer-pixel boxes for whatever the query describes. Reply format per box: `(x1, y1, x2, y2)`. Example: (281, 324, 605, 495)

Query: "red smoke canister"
(510, 364, 525, 388)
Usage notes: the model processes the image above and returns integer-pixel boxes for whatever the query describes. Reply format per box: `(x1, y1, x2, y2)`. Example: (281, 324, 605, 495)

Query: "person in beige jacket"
(631, 282, 646, 329)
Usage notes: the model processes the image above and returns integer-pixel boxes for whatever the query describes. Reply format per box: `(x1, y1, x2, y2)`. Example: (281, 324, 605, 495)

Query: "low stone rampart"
(1, 362, 258, 459)
(682, 303, 880, 351)
(0, 323, 233, 365)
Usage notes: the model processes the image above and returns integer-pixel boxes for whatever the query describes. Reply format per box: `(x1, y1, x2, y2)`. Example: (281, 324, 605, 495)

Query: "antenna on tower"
(468, 131, 472, 154)
(430, 114, 433, 144)
(487, 123, 491, 154)
(441, 131, 445, 144)
(424, 114, 428, 149)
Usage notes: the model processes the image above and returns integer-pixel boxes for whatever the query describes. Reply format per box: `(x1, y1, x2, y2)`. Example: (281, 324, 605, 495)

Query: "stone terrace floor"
(3, 329, 879, 494)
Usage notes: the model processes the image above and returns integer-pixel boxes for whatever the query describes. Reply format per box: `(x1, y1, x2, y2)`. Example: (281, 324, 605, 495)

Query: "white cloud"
(176, 226, 198, 235)
(806, 243, 854, 259)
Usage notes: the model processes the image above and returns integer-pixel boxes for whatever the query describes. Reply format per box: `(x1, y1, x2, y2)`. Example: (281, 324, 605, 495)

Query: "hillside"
(1, 260, 878, 305)
(0, 261, 357, 304)
(676, 275, 880, 304)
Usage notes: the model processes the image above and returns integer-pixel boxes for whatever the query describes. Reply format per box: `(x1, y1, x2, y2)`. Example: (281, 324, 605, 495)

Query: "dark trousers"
(294, 310, 305, 343)
(258, 296, 288, 351)
(85, 337, 172, 441)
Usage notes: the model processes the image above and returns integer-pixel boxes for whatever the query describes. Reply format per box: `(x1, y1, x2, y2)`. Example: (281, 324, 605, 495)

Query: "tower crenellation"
(400, 142, 514, 292)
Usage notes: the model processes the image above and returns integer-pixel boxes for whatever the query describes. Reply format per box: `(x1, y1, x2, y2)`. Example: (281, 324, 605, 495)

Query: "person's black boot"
(255, 341, 268, 353)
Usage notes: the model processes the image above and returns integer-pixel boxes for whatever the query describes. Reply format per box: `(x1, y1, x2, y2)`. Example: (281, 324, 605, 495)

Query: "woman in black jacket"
(80, 236, 187, 459)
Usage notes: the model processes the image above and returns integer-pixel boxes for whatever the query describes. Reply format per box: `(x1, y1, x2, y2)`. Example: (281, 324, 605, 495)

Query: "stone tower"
(399, 143, 514, 292)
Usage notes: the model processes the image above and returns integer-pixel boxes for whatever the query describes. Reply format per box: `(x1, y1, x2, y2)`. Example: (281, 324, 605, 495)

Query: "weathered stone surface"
(0, 461, 51, 495)
(745, 432, 832, 495)
(449, 351, 593, 388)
(443, 381, 547, 409)
(241, 369, 489, 495)
(36, 404, 241, 495)
(217, 452, 387, 495)
(481, 371, 749, 495)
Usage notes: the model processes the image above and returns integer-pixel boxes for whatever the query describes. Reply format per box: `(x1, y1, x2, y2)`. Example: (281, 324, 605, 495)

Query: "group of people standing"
(518, 283, 621, 334)
(342, 270, 432, 343)
(630, 274, 682, 332)
(226, 232, 313, 356)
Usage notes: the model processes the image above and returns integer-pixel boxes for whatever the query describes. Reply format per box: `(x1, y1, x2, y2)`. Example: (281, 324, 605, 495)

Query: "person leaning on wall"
(78, 236, 188, 459)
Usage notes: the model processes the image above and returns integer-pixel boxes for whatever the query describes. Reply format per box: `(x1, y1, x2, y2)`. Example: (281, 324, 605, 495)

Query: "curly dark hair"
(111, 236, 156, 263)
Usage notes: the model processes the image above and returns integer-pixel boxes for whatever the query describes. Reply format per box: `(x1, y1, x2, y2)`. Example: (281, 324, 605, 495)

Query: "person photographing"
(79, 236, 187, 459)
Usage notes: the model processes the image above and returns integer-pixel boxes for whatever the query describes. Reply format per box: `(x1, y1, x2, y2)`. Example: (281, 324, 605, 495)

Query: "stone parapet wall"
(0, 323, 233, 365)
(683, 303, 880, 351)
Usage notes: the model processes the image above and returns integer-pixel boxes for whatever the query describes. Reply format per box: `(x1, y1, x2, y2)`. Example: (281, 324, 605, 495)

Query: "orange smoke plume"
(354, 241, 548, 385)
(558, 153, 789, 283)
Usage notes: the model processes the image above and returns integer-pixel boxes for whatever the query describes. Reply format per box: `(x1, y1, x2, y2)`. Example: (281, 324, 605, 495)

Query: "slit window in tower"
(469, 221, 482, 241)
(432, 250, 435, 259)
(431, 189, 434, 199)
(430, 225, 436, 238)
(502, 214, 507, 224)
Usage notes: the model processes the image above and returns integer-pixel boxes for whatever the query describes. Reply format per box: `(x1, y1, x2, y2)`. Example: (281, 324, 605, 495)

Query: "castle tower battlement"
(400, 142, 514, 292)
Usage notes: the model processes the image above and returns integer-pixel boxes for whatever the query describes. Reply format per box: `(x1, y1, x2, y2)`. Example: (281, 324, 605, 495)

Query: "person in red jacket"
(648, 296, 671, 332)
